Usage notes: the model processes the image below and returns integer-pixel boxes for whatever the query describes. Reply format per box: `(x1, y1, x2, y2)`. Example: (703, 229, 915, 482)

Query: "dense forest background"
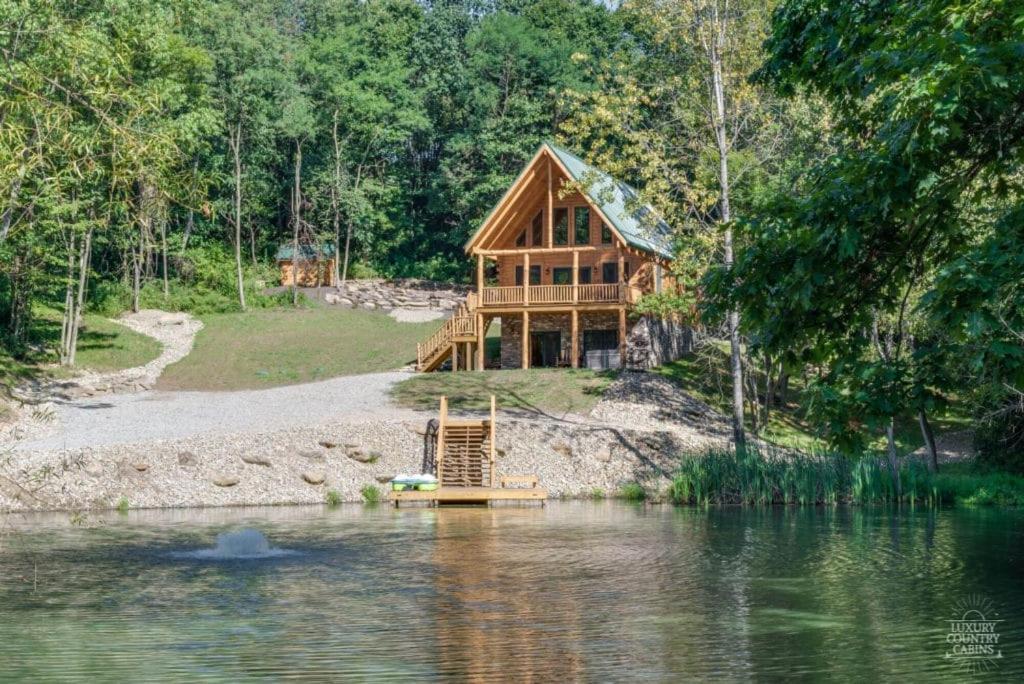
(2, 0, 1021, 469)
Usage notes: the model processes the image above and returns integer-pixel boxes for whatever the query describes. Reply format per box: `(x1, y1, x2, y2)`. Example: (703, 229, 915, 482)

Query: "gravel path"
(13, 370, 422, 452)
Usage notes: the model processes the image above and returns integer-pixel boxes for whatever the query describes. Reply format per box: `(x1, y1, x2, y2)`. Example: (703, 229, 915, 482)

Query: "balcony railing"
(478, 282, 626, 308)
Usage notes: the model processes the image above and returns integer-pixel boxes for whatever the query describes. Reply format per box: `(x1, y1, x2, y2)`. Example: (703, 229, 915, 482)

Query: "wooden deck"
(391, 486, 548, 507)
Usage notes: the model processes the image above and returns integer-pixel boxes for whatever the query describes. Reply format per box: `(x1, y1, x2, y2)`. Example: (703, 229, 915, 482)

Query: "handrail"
(416, 299, 477, 370)
(478, 283, 624, 307)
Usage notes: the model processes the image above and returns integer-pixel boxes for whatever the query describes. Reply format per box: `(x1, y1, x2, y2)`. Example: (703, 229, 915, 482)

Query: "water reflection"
(0, 503, 1020, 681)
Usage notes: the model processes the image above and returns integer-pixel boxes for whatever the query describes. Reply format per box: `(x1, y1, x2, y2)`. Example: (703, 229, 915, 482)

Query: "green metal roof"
(545, 142, 674, 260)
(275, 243, 336, 261)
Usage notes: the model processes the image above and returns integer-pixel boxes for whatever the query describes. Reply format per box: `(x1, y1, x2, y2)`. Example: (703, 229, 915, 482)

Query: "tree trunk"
(180, 159, 197, 255)
(331, 109, 342, 287)
(67, 228, 92, 366)
(160, 217, 168, 298)
(919, 409, 939, 473)
(59, 233, 76, 365)
(291, 141, 302, 307)
(230, 121, 246, 310)
(709, 13, 745, 451)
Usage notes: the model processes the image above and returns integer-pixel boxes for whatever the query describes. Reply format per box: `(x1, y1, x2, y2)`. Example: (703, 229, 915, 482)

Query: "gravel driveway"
(14, 370, 424, 451)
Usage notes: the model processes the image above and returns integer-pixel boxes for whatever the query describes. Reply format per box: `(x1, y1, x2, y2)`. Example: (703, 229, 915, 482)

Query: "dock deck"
(391, 486, 548, 507)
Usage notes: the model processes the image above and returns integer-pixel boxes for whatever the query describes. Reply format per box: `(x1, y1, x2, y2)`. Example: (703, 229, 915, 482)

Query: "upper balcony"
(476, 282, 628, 309)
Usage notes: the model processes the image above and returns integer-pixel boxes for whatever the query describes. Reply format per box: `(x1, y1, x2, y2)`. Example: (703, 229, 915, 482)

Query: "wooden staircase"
(436, 395, 496, 488)
(416, 293, 478, 372)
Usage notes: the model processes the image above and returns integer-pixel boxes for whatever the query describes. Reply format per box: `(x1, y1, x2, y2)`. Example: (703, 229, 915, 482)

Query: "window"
(554, 207, 569, 245)
(515, 265, 541, 285)
(602, 262, 619, 284)
(574, 206, 590, 245)
(552, 267, 572, 285)
(578, 266, 592, 284)
(516, 230, 526, 247)
(531, 211, 543, 247)
(600, 222, 613, 244)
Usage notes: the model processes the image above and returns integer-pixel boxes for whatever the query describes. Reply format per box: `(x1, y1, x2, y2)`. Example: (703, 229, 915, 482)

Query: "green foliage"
(589, 488, 606, 500)
(704, 0, 1024, 456)
(360, 484, 382, 504)
(325, 489, 342, 507)
(618, 482, 646, 502)
(116, 497, 130, 514)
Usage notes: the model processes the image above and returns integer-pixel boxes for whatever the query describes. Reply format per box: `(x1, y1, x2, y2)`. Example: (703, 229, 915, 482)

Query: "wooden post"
(523, 252, 530, 306)
(546, 156, 553, 248)
(451, 342, 458, 372)
(437, 396, 448, 485)
(521, 310, 530, 369)
(464, 342, 471, 370)
(572, 250, 579, 303)
(476, 253, 484, 294)
(618, 249, 626, 302)
(489, 395, 496, 488)
(476, 313, 485, 371)
(571, 309, 579, 369)
(618, 307, 627, 367)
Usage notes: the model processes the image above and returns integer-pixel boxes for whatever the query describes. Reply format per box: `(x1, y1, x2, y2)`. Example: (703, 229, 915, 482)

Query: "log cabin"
(417, 141, 688, 372)
(276, 243, 336, 287)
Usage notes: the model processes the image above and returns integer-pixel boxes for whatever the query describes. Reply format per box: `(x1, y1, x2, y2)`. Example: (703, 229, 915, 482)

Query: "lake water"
(1, 503, 1021, 681)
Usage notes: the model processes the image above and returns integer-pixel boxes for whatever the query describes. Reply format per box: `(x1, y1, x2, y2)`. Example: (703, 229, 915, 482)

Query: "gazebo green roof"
(275, 243, 336, 261)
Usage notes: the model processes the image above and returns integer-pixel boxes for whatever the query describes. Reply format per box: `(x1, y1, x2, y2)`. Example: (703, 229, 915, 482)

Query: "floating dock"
(391, 485, 547, 507)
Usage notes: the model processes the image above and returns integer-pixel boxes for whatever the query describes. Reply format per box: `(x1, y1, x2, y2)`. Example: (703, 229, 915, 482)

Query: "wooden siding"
(279, 259, 336, 287)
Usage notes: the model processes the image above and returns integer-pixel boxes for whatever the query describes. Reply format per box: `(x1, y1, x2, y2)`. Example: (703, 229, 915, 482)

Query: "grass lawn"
(1, 310, 162, 387)
(390, 368, 616, 416)
(654, 342, 971, 455)
(157, 305, 441, 391)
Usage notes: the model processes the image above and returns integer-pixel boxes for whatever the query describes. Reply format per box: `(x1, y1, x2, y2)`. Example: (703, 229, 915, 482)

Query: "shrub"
(618, 482, 646, 501)
(325, 489, 342, 506)
(116, 496, 130, 513)
(360, 484, 382, 504)
(590, 488, 606, 500)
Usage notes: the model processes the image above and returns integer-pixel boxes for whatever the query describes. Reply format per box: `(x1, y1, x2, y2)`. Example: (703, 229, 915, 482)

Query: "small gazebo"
(275, 243, 336, 287)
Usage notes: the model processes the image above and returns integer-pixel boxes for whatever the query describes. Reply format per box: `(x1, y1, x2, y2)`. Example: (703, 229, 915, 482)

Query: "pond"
(1, 503, 1021, 681)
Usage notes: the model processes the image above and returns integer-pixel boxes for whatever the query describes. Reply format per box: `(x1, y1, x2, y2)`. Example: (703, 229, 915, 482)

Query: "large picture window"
(600, 222, 613, 244)
(554, 208, 569, 245)
(531, 211, 543, 247)
(574, 206, 590, 245)
(515, 265, 541, 286)
(602, 262, 619, 284)
(552, 267, 572, 285)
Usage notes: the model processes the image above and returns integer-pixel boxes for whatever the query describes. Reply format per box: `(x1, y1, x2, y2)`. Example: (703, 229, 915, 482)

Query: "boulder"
(298, 448, 324, 460)
(361, 302, 376, 311)
(212, 474, 240, 487)
(552, 442, 573, 458)
(241, 453, 272, 467)
(302, 470, 326, 485)
(375, 474, 394, 484)
(594, 448, 612, 463)
(177, 451, 197, 466)
(345, 446, 378, 463)
(318, 440, 338, 449)
(131, 461, 149, 472)
(82, 461, 105, 478)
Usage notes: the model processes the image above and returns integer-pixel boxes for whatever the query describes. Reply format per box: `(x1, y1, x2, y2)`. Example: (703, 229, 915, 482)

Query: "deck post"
(437, 396, 448, 485)
(451, 342, 458, 372)
(618, 307, 627, 367)
(476, 253, 484, 294)
(476, 313, 485, 370)
(522, 252, 530, 306)
(464, 342, 471, 370)
(572, 250, 579, 303)
(521, 310, 530, 369)
(618, 248, 625, 303)
(571, 309, 579, 369)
